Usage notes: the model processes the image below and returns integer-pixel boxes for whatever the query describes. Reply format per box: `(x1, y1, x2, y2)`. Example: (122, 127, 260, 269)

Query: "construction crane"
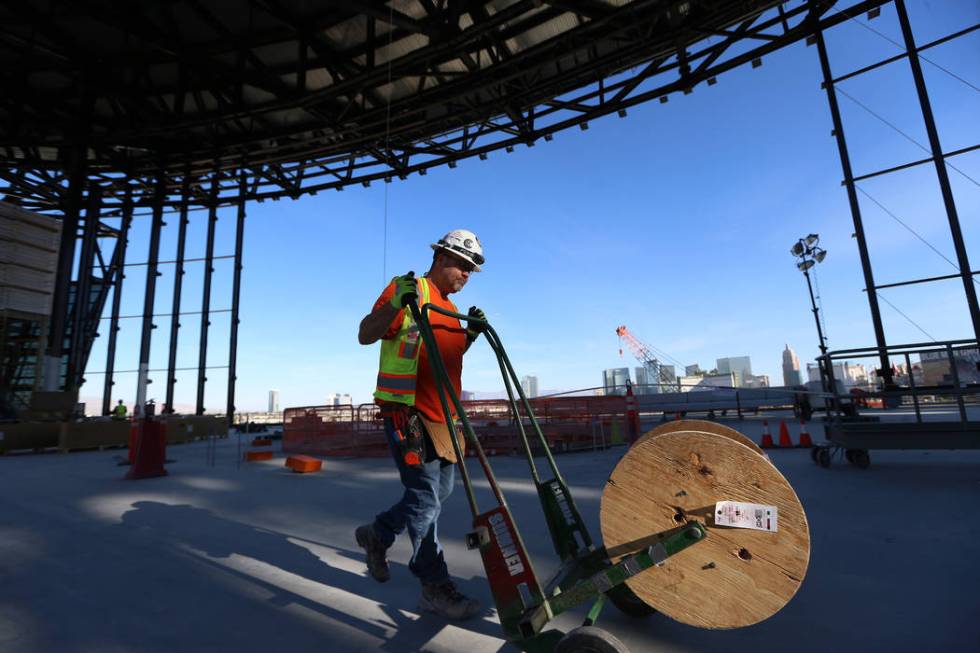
(616, 325, 681, 393)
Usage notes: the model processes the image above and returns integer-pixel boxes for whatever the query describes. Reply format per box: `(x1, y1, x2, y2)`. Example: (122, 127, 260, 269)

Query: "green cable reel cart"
(406, 296, 810, 652)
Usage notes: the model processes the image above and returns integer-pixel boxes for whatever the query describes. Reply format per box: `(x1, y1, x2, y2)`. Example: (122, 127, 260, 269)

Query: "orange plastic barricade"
(245, 450, 274, 461)
(285, 455, 323, 473)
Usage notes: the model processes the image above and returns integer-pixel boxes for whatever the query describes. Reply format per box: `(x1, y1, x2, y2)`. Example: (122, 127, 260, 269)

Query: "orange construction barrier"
(778, 420, 794, 448)
(285, 455, 322, 473)
(760, 420, 774, 449)
(798, 420, 813, 448)
(125, 419, 168, 480)
(245, 450, 274, 461)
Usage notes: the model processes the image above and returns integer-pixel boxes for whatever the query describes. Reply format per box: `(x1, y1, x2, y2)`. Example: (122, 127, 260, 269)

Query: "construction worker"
(112, 400, 127, 420)
(355, 229, 487, 621)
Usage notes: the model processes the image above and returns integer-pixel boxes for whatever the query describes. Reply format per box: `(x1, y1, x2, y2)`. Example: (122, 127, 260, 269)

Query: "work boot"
(418, 580, 482, 620)
(355, 524, 390, 583)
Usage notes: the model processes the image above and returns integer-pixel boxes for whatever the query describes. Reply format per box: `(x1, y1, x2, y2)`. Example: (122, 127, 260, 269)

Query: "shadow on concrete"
(119, 501, 504, 651)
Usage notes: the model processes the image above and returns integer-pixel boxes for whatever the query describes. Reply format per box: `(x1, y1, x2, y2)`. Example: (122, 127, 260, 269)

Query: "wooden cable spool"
(638, 419, 766, 457)
(600, 431, 809, 629)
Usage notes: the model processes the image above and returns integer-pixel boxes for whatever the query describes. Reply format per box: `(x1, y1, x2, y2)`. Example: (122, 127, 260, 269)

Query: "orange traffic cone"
(760, 420, 774, 449)
(778, 420, 794, 448)
(798, 420, 813, 448)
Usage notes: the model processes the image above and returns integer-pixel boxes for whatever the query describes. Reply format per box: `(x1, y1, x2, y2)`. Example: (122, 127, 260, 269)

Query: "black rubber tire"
(817, 447, 831, 468)
(810, 446, 819, 463)
(607, 585, 657, 618)
(853, 449, 871, 469)
(556, 626, 631, 653)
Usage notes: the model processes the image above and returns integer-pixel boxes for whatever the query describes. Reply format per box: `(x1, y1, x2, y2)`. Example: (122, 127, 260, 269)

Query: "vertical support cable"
(45, 145, 87, 391)
(894, 0, 980, 342)
(226, 167, 247, 427)
(811, 9, 892, 385)
(197, 164, 220, 415)
(67, 185, 102, 391)
(165, 170, 191, 414)
(135, 171, 166, 414)
(101, 185, 132, 415)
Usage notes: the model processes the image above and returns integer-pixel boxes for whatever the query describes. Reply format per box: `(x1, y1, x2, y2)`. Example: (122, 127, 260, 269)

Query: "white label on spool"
(715, 501, 778, 532)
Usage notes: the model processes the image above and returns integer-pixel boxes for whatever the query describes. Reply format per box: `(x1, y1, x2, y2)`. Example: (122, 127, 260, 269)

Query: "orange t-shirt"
(374, 278, 467, 424)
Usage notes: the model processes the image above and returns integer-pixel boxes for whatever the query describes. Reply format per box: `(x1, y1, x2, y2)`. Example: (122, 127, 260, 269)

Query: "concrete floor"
(1, 416, 978, 652)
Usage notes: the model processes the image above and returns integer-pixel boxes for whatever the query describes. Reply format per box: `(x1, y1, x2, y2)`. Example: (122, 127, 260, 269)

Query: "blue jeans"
(373, 416, 455, 585)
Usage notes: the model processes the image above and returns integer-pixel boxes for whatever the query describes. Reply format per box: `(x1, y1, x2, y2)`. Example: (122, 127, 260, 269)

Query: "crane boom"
(616, 325, 679, 392)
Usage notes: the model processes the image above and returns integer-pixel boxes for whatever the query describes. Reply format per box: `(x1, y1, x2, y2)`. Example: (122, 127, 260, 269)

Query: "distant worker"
(112, 400, 127, 420)
(355, 229, 487, 621)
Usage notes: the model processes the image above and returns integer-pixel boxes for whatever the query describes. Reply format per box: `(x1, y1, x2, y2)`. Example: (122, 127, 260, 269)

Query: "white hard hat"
(431, 229, 484, 271)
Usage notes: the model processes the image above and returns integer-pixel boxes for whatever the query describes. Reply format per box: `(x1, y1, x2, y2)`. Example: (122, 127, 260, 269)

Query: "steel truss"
(0, 1, 890, 213)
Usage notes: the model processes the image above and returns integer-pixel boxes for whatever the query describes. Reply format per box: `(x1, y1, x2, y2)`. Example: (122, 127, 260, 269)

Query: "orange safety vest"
(373, 277, 431, 406)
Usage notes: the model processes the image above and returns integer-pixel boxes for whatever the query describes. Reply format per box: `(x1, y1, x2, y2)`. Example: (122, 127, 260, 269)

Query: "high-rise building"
(326, 393, 353, 406)
(268, 389, 280, 413)
(634, 366, 649, 393)
(521, 375, 539, 398)
(782, 344, 802, 387)
(717, 356, 752, 387)
(685, 364, 703, 376)
(602, 368, 631, 395)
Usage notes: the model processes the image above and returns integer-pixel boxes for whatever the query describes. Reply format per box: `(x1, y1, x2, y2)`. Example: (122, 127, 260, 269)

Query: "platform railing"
(816, 339, 980, 424)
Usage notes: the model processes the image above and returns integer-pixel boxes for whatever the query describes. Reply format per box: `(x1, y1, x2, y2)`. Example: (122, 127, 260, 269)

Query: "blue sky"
(83, 1, 980, 413)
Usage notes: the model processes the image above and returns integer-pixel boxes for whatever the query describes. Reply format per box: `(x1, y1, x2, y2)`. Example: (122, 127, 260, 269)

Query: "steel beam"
(894, 0, 980, 342)
(67, 185, 102, 391)
(165, 172, 191, 414)
(101, 187, 132, 416)
(135, 172, 166, 415)
(812, 8, 892, 385)
(44, 146, 86, 391)
(196, 167, 219, 415)
(226, 168, 247, 426)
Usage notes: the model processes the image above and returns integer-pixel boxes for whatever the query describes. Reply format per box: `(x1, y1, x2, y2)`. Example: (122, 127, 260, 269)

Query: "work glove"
(466, 306, 487, 341)
(389, 272, 417, 309)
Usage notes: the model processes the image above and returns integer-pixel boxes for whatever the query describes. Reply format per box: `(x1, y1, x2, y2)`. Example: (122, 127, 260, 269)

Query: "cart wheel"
(853, 450, 870, 469)
(817, 447, 831, 468)
(844, 449, 856, 464)
(607, 585, 657, 618)
(809, 446, 819, 463)
(556, 626, 630, 653)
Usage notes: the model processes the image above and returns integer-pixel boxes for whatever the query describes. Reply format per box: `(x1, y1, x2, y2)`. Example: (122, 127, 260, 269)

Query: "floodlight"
(798, 260, 815, 271)
(814, 248, 827, 263)
(804, 233, 819, 247)
(791, 241, 805, 257)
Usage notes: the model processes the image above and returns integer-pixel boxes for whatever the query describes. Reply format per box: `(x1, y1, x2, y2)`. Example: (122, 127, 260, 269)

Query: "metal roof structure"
(0, 0, 883, 212)
(5, 0, 976, 437)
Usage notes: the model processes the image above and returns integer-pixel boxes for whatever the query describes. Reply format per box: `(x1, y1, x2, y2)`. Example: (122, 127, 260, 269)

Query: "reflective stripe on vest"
(373, 277, 431, 406)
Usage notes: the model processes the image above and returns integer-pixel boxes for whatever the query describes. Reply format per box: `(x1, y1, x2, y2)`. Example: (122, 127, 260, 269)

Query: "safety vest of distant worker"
(112, 402, 127, 420)
(374, 277, 432, 406)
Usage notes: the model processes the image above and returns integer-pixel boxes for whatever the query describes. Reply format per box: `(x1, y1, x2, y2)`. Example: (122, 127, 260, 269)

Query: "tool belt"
(379, 404, 427, 467)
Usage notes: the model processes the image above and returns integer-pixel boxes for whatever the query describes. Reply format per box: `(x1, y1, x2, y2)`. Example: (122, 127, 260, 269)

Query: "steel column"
(196, 168, 220, 415)
(101, 187, 132, 415)
(44, 146, 87, 391)
(135, 173, 166, 415)
(812, 14, 892, 385)
(67, 185, 102, 391)
(226, 168, 247, 426)
(165, 173, 191, 414)
(894, 0, 980, 342)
